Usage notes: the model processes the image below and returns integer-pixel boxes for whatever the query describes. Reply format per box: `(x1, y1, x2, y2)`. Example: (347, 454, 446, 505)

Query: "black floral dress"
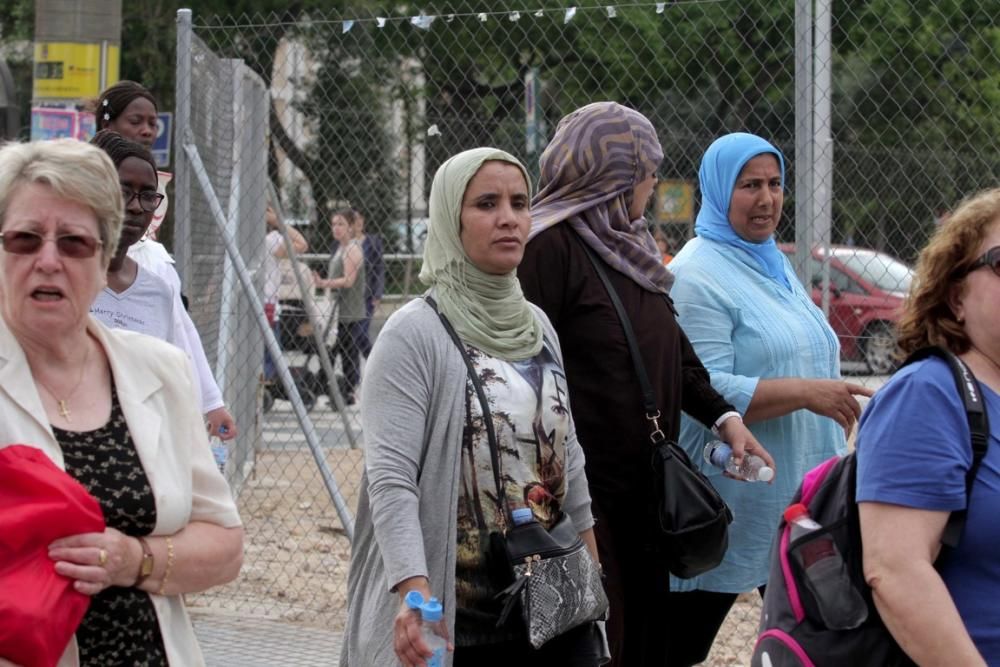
(55, 387, 168, 667)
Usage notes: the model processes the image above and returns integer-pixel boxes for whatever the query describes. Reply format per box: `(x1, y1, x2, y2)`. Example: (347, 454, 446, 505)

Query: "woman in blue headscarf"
(664, 132, 873, 666)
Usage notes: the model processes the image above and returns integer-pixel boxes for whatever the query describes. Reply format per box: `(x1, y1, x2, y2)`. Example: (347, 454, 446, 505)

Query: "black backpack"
(752, 347, 990, 667)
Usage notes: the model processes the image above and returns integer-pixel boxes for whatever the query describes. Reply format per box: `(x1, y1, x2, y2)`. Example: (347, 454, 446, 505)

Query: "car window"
(807, 257, 862, 294)
(828, 248, 913, 294)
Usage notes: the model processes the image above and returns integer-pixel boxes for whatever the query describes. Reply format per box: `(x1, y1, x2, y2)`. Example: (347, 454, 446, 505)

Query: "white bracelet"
(711, 411, 743, 437)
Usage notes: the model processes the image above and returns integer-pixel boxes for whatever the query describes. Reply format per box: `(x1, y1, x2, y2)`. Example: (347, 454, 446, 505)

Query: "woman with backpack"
(856, 187, 1000, 665)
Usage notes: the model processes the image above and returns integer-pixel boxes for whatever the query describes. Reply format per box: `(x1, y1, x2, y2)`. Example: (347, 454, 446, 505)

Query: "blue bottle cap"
(421, 596, 443, 622)
(511, 508, 534, 525)
(404, 590, 424, 610)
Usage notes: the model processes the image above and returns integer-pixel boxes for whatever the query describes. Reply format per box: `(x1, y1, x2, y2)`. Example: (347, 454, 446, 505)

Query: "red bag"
(0, 445, 106, 667)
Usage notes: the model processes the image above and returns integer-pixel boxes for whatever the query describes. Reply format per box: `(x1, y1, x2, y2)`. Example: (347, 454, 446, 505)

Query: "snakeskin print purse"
(495, 511, 609, 648)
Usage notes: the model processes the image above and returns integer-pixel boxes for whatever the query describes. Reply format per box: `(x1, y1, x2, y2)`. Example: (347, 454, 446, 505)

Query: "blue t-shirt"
(856, 356, 1000, 663)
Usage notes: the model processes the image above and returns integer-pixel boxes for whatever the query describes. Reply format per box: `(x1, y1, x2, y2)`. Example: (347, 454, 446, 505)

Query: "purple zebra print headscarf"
(529, 101, 673, 293)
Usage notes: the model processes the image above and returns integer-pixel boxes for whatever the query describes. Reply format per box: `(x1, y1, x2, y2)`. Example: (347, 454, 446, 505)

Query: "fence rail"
(173, 1, 999, 662)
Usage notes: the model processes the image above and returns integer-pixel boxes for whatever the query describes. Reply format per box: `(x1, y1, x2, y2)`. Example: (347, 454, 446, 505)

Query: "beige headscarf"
(418, 147, 543, 361)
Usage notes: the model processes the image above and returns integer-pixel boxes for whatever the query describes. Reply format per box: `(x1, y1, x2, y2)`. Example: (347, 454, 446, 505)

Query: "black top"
(518, 224, 733, 501)
(56, 387, 167, 667)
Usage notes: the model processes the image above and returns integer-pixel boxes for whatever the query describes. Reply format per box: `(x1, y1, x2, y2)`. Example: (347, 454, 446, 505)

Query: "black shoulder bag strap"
(900, 346, 990, 549)
(424, 295, 510, 531)
(577, 242, 667, 444)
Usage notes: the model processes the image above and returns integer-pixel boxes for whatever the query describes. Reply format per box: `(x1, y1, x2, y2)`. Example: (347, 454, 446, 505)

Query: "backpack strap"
(899, 346, 991, 549)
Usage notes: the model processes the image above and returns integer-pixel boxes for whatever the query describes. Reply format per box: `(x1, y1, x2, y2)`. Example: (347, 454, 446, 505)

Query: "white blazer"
(0, 316, 242, 667)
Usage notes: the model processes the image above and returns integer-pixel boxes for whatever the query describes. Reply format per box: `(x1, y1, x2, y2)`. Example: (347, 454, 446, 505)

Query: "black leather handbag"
(426, 297, 609, 649)
(580, 244, 733, 579)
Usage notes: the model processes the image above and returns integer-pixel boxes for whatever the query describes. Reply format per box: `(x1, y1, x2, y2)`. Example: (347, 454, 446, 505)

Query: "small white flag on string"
(376, 17, 387, 27)
(606, 6, 617, 18)
(656, 3, 666, 13)
(534, 10, 544, 17)
(411, 14, 435, 30)
(509, 11, 521, 21)
(478, 12, 487, 22)
(564, 7, 577, 24)
(427, 124, 441, 137)
(342, 20, 354, 34)
(446, 14, 456, 22)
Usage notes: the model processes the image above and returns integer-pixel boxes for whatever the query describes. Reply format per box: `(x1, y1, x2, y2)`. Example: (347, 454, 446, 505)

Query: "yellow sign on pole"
(655, 179, 695, 224)
(33, 42, 120, 100)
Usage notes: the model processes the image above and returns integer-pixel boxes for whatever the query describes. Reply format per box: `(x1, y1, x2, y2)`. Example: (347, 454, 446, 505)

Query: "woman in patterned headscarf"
(341, 147, 606, 666)
(519, 103, 772, 667)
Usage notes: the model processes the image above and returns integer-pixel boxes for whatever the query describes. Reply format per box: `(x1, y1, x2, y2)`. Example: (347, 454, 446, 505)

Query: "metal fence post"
(174, 8, 193, 289)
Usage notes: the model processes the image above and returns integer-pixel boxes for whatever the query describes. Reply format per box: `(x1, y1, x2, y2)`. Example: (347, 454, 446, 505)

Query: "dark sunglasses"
(0, 230, 103, 258)
(967, 246, 1000, 278)
(121, 187, 165, 213)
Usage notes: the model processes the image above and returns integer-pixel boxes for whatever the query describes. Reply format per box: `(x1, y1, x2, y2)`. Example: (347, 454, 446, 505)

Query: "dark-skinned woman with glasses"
(855, 186, 1000, 666)
(0, 138, 242, 667)
(85, 81, 240, 444)
(88, 131, 177, 344)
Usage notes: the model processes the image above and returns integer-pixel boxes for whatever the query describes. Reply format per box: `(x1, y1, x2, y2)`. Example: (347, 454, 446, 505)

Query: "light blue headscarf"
(695, 132, 789, 288)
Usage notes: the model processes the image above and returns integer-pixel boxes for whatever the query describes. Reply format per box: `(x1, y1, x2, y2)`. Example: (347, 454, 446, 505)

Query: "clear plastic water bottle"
(784, 503, 868, 630)
(419, 597, 447, 667)
(704, 440, 774, 482)
(210, 437, 227, 474)
(403, 591, 446, 667)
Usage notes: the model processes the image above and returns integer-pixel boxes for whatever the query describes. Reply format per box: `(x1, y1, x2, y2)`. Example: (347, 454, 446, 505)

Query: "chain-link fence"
(171, 1, 999, 663)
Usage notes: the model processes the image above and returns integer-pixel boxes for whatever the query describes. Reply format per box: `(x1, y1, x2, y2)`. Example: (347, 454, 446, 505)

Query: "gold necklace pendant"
(34, 337, 91, 423)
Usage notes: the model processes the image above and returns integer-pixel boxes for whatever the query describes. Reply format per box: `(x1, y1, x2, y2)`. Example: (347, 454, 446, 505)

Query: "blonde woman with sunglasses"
(0, 139, 243, 667)
(856, 187, 1000, 666)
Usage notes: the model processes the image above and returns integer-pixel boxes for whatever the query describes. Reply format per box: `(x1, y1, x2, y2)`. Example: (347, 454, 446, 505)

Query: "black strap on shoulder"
(577, 240, 667, 444)
(900, 346, 990, 548)
(424, 296, 510, 527)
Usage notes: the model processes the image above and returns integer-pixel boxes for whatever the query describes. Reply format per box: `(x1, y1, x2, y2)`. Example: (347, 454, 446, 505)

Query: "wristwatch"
(135, 536, 155, 586)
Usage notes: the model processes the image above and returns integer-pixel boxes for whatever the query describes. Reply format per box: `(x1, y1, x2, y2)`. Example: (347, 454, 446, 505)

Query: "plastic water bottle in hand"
(704, 440, 774, 482)
(404, 591, 447, 667)
(210, 437, 227, 474)
(784, 502, 867, 630)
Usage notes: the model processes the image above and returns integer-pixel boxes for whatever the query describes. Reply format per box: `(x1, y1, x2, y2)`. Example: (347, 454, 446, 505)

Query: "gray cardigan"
(339, 297, 595, 666)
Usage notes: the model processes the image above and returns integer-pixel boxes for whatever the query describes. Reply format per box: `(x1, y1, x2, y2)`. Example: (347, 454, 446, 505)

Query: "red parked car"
(779, 244, 913, 375)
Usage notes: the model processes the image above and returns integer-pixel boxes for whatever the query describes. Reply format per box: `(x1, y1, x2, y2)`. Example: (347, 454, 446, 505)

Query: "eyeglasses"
(967, 246, 1000, 278)
(0, 230, 103, 259)
(121, 187, 165, 213)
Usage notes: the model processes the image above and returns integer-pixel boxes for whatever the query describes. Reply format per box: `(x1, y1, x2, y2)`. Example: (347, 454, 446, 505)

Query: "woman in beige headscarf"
(340, 147, 605, 666)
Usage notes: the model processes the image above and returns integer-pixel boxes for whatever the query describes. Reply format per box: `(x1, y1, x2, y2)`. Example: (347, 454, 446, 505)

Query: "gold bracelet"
(157, 536, 175, 596)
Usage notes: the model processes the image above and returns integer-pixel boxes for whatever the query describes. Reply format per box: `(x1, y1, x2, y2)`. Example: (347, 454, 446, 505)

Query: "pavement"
(192, 611, 343, 666)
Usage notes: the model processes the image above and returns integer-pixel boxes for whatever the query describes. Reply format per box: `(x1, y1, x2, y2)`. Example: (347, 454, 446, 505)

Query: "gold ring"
(98, 549, 107, 566)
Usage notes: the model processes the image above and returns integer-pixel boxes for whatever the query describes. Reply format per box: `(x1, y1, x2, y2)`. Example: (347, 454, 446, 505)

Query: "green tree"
(833, 0, 1000, 260)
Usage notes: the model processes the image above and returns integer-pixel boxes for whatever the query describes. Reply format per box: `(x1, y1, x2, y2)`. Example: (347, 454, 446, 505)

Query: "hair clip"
(102, 99, 109, 107)
(103, 113, 110, 121)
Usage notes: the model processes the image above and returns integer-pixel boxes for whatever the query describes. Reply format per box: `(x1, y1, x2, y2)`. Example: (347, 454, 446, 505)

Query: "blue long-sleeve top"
(668, 236, 847, 593)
